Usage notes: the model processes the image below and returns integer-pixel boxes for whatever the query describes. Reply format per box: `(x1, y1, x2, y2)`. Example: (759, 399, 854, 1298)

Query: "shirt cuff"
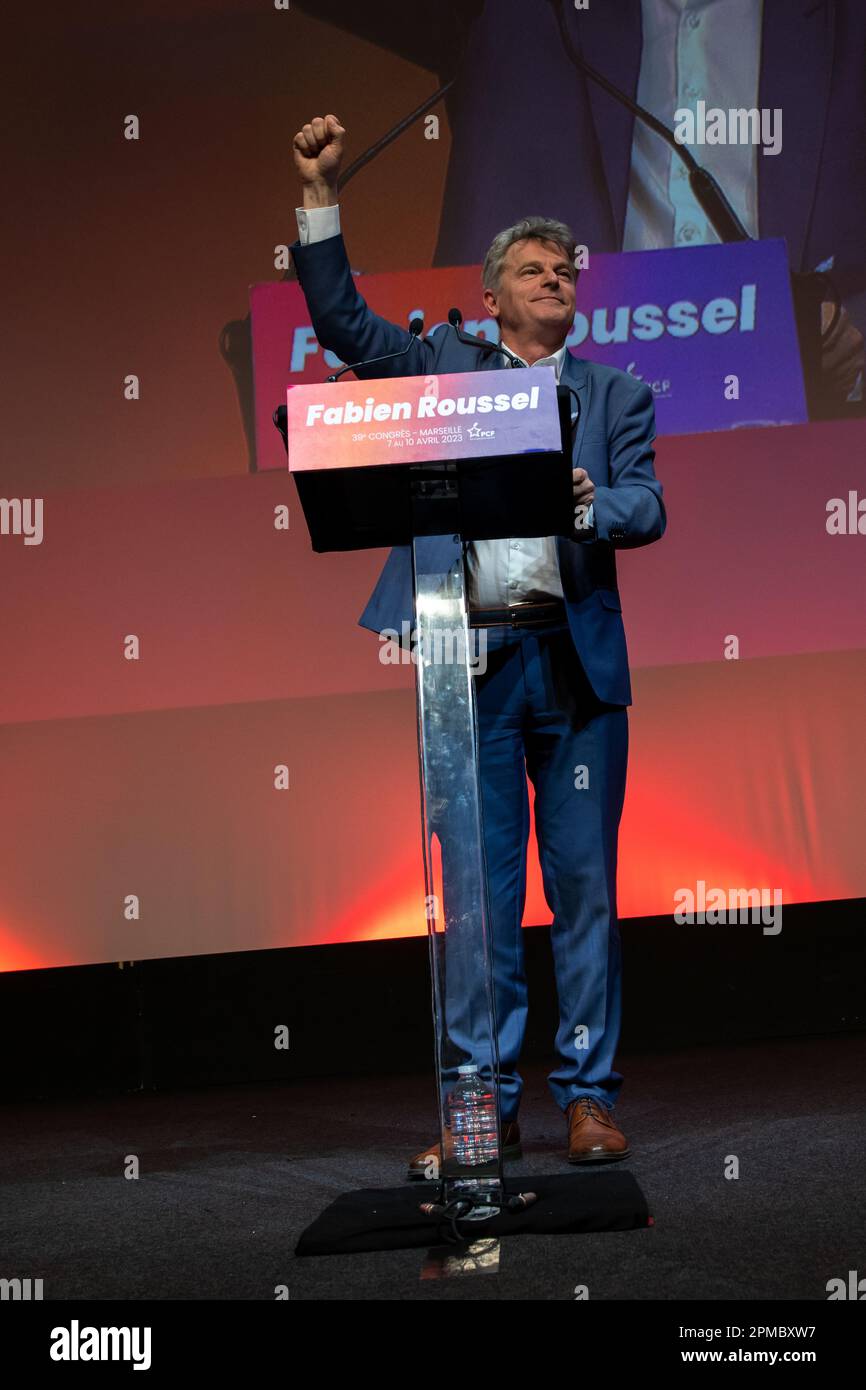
(295, 203, 341, 246)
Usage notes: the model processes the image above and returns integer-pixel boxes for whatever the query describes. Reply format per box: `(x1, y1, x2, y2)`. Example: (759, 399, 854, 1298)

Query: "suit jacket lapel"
(561, 350, 591, 471)
(556, 351, 591, 575)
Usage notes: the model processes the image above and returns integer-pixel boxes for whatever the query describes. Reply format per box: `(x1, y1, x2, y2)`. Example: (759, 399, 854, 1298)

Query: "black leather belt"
(467, 599, 568, 629)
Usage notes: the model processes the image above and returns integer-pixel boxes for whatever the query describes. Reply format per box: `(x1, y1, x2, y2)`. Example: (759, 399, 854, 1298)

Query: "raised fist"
(293, 114, 346, 189)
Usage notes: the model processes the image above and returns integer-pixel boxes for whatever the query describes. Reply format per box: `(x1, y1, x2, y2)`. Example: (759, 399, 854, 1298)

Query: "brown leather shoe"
(566, 1096, 631, 1163)
(406, 1121, 522, 1180)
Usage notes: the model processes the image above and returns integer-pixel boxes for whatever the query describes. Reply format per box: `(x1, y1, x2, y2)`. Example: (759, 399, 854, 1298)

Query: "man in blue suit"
(291, 114, 666, 1170)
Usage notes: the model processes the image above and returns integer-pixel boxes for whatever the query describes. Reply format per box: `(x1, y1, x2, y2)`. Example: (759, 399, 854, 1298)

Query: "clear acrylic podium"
(413, 525, 502, 1217)
(277, 381, 573, 1217)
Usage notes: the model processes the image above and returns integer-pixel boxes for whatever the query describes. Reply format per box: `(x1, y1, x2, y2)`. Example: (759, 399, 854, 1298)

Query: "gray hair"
(482, 216, 578, 294)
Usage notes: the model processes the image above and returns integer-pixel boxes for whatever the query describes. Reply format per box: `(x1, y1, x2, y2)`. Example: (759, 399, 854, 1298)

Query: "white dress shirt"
(623, 0, 763, 251)
(295, 203, 586, 609)
(464, 343, 574, 609)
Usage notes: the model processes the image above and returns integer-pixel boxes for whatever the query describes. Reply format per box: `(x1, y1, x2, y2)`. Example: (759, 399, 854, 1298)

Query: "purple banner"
(570, 238, 807, 432)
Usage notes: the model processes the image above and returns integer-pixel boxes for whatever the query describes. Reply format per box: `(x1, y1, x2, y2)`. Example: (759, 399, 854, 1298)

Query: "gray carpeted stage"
(2, 1031, 863, 1301)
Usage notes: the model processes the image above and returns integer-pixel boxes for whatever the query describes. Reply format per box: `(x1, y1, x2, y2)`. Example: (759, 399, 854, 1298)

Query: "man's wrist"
(301, 180, 339, 209)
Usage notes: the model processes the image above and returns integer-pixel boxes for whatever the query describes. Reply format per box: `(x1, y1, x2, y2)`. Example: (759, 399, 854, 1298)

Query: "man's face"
(483, 237, 577, 342)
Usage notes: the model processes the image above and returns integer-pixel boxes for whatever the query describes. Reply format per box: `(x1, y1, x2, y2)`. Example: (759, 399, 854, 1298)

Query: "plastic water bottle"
(449, 1064, 498, 1166)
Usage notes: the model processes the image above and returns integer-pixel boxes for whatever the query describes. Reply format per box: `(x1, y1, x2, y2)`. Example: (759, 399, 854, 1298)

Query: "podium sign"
(286, 367, 562, 472)
(281, 370, 575, 553)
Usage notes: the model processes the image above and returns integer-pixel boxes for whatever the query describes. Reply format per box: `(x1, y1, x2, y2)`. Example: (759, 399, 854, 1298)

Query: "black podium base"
(295, 1171, 650, 1255)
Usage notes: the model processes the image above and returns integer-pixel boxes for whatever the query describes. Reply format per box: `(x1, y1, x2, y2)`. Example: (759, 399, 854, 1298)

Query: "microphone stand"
(447, 309, 526, 368)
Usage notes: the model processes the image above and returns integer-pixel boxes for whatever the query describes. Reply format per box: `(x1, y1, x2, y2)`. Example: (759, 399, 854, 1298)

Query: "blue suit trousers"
(448, 620, 629, 1122)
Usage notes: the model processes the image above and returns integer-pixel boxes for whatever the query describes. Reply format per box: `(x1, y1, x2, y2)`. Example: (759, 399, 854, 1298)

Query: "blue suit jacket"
(290, 231, 666, 707)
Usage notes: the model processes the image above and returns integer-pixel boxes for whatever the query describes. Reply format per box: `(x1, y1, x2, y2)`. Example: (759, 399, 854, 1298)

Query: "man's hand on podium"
(573, 468, 595, 509)
(573, 467, 596, 536)
(293, 113, 345, 208)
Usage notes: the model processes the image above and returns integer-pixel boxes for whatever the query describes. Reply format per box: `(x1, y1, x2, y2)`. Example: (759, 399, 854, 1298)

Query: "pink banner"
(286, 368, 561, 472)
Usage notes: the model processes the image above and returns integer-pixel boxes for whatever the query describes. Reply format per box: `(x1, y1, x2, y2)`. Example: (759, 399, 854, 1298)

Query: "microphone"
(326, 317, 425, 382)
(450, 306, 580, 431)
(506, 1191, 538, 1212)
(447, 307, 526, 367)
